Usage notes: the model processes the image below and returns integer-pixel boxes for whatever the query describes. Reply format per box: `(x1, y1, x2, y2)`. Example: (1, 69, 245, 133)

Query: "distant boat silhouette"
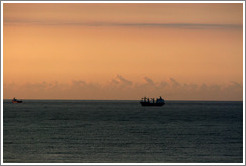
(140, 96, 165, 106)
(12, 97, 22, 103)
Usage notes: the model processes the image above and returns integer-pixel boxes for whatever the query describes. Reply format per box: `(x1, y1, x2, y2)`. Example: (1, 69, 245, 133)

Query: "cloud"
(169, 78, 180, 87)
(143, 77, 155, 85)
(230, 81, 242, 88)
(4, 18, 242, 30)
(111, 79, 120, 85)
(112, 75, 133, 87)
(72, 80, 86, 87)
(3, 77, 243, 101)
(116, 75, 132, 85)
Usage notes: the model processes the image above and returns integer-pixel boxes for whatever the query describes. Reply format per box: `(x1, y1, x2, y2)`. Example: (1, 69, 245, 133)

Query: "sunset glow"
(2, 2, 244, 100)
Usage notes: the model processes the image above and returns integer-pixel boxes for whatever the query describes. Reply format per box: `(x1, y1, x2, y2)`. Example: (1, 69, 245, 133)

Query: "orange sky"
(3, 3, 244, 100)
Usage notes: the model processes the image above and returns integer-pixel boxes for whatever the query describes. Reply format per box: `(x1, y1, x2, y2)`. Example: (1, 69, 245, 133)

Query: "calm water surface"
(3, 100, 243, 163)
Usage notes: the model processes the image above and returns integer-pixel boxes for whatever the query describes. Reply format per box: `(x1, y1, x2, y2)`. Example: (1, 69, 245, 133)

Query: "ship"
(12, 97, 22, 103)
(140, 96, 165, 106)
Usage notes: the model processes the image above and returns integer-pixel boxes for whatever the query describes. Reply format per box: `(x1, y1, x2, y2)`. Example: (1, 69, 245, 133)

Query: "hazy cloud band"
(4, 19, 243, 29)
(3, 76, 243, 101)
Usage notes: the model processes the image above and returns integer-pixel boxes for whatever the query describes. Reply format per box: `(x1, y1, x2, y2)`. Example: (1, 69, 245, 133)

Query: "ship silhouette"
(12, 97, 22, 103)
(140, 96, 165, 106)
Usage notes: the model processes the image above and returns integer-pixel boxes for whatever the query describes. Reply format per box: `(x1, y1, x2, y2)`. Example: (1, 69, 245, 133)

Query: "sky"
(3, 3, 244, 100)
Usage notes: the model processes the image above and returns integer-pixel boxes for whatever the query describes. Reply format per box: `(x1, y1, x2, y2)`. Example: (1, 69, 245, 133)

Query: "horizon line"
(2, 98, 243, 102)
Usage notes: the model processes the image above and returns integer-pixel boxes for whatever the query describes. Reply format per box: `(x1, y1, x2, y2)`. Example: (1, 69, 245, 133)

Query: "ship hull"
(140, 102, 165, 106)
(12, 100, 22, 103)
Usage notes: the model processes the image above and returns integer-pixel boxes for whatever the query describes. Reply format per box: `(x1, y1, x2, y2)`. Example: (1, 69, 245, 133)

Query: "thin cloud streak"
(4, 18, 243, 29)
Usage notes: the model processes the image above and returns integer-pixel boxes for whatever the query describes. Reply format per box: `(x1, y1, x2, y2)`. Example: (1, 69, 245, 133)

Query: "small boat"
(12, 97, 22, 103)
(140, 96, 165, 106)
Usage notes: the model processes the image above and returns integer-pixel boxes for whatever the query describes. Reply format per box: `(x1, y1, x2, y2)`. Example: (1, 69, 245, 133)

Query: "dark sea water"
(3, 100, 243, 163)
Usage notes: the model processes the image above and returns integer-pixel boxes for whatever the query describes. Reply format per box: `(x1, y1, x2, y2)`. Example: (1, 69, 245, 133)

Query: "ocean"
(3, 100, 243, 163)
